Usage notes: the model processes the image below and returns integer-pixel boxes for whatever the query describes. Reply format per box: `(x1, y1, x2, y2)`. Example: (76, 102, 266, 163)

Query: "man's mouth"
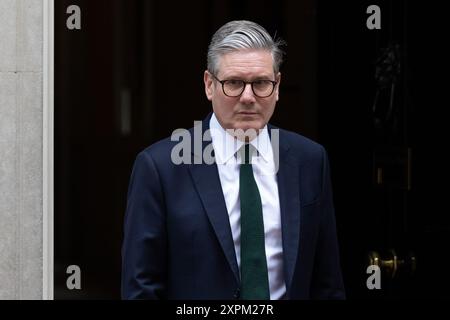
(237, 111, 258, 115)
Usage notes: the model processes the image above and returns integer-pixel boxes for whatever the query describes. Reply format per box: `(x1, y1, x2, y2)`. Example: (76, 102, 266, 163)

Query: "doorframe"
(43, 0, 54, 300)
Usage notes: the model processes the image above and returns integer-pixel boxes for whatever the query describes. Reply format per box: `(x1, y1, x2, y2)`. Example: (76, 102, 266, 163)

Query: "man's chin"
(230, 121, 264, 140)
(237, 119, 264, 130)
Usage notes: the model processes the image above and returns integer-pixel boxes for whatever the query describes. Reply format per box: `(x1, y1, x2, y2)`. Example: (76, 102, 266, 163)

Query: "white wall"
(0, 0, 48, 299)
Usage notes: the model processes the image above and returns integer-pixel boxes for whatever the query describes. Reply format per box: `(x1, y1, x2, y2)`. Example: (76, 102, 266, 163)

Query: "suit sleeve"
(310, 147, 346, 299)
(121, 151, 167, 299)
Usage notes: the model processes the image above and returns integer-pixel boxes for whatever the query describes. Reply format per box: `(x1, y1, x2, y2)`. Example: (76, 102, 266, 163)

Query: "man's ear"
(275, 72, 281, 101)
(204, 71, 214, 101)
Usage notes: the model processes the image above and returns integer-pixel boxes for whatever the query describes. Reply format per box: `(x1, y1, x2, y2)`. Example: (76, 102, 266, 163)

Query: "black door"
(318, 0, 450, 298)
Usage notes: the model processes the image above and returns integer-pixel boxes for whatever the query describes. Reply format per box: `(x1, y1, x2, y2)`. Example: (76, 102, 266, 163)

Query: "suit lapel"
(275, 132, 301, 296)
(188, 115, 240, 284)
(189, 162, 240, 284)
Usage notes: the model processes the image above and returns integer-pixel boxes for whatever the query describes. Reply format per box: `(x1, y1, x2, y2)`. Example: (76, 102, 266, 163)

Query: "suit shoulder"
(136, 136, 178, 166)
(278, 127, 326, 157)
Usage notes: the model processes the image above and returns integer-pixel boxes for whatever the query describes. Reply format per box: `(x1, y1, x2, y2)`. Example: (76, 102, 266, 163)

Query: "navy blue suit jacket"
(121, 113, 345, 299)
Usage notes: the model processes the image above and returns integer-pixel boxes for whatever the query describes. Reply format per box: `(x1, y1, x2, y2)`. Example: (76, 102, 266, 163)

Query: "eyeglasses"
(211, 73, 278, 98)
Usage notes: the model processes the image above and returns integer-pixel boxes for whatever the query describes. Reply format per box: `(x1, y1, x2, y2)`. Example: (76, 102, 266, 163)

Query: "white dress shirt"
(209, 113, 286, 300)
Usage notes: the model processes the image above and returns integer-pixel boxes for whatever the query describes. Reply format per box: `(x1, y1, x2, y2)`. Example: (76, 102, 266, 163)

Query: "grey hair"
(207, 20, 285, 75)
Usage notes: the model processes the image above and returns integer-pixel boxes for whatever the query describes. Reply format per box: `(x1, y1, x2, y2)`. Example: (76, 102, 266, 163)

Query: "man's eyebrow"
(222, 74, 275, 80)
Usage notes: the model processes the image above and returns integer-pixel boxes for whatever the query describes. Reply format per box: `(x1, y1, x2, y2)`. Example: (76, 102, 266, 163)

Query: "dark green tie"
(239, 144, 270, 300)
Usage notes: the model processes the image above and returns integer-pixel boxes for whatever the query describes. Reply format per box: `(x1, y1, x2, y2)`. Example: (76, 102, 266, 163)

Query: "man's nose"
(239, 83, 256, 104)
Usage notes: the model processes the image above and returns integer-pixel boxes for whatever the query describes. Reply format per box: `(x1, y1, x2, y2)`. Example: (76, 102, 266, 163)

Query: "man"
(121, 20, 345, 300)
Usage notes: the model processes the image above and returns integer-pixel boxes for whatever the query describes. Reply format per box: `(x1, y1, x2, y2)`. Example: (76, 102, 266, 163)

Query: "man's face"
(204, 49, 281, 133)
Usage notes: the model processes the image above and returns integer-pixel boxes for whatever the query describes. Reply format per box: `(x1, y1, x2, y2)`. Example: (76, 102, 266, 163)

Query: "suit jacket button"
(234, 288, 240, 299)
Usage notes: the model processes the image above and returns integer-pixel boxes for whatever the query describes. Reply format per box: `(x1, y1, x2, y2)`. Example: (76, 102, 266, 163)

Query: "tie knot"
(238, 144, 256, 164)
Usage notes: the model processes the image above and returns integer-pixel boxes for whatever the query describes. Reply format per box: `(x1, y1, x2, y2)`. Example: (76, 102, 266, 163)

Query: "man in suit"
(121, 20, 345, 300)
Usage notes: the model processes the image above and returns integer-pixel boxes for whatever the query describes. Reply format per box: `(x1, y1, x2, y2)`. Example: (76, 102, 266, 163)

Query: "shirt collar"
(209, 113, 273, 164)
